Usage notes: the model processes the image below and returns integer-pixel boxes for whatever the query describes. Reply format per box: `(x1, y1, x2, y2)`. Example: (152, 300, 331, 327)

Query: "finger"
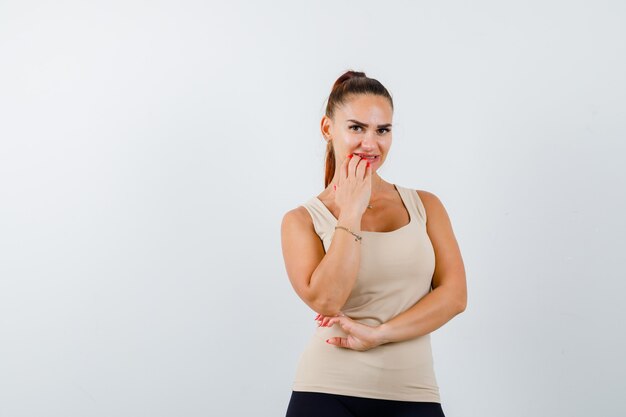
(365, 158, 374, 180)
(327, 317, 344, 329)
(326, 337, 348, 348)
(339, 154, 352, 183)
(315, 314, 320, 320)
(338, 337, 351, 348)
(355, 157, 368, 179)
(347, 154, 362, 179)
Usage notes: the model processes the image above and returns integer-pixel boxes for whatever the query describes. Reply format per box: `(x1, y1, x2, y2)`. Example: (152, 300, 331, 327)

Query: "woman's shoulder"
(397, 184, 441, 203)
(412, 189, 452, 227)
(397, 184, 434, 199)
(280, 204, 325, 257)
(399, 186, 446, 224)
(281, 202, 320, 240)
(282, 205, 314, 228)
(414, 189, 439, 203)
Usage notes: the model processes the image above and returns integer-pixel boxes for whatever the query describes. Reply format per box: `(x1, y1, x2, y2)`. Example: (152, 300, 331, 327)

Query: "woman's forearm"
(308, 212, 363, 316)
(376, 285, 466, 344)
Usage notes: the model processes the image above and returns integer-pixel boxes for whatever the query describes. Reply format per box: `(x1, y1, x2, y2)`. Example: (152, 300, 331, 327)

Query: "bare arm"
(282, 154, 373, 316)
(321, 283, 465, 350)
(319, 190, 467, 350)
(281, 208, 363, 316)
(377, 190, 467, 343)
(376, 285, 465, 344)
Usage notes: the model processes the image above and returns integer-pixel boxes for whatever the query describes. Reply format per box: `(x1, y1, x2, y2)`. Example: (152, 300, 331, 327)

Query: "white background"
(1, 1, 625, 416)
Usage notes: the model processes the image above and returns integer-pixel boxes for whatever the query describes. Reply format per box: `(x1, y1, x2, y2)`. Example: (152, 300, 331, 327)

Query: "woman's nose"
(360, 133, 377, 149)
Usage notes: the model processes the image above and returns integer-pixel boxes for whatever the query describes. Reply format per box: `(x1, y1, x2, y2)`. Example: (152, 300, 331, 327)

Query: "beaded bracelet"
(335, 226, 362, 242)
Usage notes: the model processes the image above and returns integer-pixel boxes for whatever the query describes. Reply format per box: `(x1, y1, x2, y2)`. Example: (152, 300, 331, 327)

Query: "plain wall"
(1, 1, 625, 416)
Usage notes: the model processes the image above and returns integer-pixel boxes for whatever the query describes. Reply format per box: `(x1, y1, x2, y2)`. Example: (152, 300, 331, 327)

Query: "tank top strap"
(395, 184, 427, 225)
(301, 197, 338, 240)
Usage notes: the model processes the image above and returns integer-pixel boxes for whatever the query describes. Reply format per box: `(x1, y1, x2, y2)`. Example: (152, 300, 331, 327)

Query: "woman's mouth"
(353, 153, 380, 164)
(354, 153, 380, 161)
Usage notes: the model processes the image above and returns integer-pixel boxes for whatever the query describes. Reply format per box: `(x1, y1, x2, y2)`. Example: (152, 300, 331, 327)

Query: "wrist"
(376, 323, 392, 346)
(337, 212, 362, 230)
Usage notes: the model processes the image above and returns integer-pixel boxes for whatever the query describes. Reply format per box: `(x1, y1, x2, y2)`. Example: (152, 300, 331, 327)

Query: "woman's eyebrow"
(347, 119, 392, 128)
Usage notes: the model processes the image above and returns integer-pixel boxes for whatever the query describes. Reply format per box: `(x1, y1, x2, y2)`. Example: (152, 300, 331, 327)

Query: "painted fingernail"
(348, 154, 353, 158)
(366, 161, 370, 167)
(333, 185, 336, 190)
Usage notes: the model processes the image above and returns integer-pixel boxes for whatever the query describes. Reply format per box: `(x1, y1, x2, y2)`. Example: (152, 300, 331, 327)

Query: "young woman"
(280, 70, 467, 417)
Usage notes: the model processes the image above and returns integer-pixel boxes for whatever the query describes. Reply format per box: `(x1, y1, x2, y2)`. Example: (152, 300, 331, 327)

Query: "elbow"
(438, 285, 466, 314)
(456, 293, 467, 313)
(314, 299, 343, 317)
(452, 281, 467, 314)
(318, 306, 343, 317)
(310, 295, 344, 317)
(307, 281, 346, 316)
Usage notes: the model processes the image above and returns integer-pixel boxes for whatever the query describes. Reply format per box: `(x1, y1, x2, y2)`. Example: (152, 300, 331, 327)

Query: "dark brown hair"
(323, 70, 394, 187)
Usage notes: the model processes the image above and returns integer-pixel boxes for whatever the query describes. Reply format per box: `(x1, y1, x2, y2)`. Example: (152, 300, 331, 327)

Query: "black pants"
(285, 391, 446, 417)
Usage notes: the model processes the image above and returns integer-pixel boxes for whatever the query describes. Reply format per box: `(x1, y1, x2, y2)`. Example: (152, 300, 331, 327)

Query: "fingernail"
(333, 185, 336, 191)
(366, 161, 370, 167)
(347, 154, 353, 158)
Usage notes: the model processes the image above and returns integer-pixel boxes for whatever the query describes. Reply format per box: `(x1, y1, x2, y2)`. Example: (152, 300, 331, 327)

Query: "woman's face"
(321, 94, 393, 172)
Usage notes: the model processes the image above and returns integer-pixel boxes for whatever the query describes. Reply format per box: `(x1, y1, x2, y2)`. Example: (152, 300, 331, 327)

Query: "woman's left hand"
(315, 312, 384, 352)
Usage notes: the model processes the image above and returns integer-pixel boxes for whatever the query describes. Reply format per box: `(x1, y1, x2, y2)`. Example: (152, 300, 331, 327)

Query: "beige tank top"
(292, 184, 441, 402)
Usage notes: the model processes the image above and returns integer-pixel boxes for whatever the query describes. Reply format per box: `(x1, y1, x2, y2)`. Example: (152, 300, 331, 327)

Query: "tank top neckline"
(312, 183, 415, 235)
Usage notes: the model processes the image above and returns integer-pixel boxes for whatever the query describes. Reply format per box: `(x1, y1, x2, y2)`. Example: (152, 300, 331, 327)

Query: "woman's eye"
(378, 128, 390, 134)
(349, 125, 362, 132)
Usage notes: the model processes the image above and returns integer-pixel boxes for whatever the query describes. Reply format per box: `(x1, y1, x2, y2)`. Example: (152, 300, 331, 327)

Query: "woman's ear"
(320, 115, 333, 141)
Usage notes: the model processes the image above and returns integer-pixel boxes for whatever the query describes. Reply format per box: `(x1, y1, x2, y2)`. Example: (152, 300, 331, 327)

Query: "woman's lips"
(354, 154, 380, 160)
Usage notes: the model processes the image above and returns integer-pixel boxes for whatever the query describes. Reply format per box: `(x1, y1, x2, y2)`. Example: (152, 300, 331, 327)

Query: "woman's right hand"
(333, 154, 373, 218)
